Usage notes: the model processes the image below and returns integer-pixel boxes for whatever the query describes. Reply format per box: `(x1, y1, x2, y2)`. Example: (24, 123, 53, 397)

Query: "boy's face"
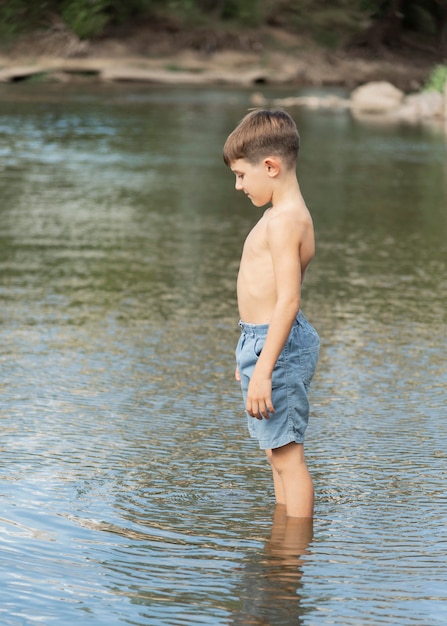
(230, 158, 274, 208)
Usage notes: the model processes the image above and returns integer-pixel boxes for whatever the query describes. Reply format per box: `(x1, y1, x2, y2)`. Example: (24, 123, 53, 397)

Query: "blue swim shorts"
(235, 311, 320, 450)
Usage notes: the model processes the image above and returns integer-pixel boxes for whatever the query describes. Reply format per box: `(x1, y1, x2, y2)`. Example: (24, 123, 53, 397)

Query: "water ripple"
(1, 85, 446, 626)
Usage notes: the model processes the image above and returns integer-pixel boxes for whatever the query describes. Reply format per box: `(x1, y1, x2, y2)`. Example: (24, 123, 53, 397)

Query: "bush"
(60, 0, 110, 39)
(0, 0, 47, 38)
(424, 65, 447, 93)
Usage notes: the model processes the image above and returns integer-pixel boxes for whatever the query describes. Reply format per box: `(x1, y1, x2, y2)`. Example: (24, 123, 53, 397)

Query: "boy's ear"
(263, 156, 281, 177)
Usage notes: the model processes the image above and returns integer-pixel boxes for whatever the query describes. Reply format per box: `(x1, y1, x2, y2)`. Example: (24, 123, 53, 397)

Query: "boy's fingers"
(246, 400, 260, 419)
(262, 403, 274, 420)
(247, 399, 274, 420)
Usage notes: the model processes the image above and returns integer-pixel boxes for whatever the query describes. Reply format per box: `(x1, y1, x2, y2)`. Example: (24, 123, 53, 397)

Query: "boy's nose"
(235, 180, 242, 191)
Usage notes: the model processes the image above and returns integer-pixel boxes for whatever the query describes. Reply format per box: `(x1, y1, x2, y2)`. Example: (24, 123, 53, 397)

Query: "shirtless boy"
(223, 109, 320, 518)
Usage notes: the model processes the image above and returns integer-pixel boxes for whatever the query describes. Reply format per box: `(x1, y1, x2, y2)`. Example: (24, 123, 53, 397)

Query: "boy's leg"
(270, 442, 314, 518)
(266, 449, 286, 505)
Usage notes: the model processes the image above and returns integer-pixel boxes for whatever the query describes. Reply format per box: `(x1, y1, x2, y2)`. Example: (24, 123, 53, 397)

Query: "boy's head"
(223, 109, 300, 171)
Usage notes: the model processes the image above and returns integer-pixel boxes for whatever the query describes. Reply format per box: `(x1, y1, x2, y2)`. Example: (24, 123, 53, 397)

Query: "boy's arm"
(245, 215, 302, 420)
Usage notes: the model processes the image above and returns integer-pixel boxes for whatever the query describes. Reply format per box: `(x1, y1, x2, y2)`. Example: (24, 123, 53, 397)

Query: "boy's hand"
(246, 373, 275, 420)
(235, 365, 241, 382)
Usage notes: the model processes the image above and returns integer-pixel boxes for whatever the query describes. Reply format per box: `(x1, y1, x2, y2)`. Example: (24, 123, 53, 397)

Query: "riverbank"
(0, 25, 439, 91)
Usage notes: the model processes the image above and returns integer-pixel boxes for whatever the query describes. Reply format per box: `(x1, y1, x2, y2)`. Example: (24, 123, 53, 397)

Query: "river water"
(0, 83, 446, 625)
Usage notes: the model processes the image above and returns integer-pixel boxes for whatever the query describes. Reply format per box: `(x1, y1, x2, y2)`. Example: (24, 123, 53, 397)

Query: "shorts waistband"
(238, 311, 304, 337)
(238, 320, 269, 336)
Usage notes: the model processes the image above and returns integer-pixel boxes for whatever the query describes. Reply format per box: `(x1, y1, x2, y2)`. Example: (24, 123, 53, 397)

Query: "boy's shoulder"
(265, 202, 313, 238)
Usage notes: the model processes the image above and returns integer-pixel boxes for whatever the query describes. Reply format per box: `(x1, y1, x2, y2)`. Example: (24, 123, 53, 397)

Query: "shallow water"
(0, 83, 446, 625)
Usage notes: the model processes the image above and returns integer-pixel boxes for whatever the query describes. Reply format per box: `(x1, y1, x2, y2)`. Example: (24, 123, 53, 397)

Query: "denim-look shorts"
(235, 311, 320, 450)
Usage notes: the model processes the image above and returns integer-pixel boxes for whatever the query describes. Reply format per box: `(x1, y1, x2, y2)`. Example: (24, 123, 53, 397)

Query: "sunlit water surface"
(0, 84, 446, 625)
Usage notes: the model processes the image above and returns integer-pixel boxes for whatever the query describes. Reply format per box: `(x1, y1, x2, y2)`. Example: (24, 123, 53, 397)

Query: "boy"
(223, 109, 320, 518)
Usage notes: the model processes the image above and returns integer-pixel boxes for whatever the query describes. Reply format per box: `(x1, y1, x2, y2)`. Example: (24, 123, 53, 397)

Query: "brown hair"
(223, 109, 300, 170)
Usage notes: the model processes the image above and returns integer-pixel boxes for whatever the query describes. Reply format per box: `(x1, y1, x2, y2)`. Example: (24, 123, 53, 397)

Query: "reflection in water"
(0, 84, 446, 626)
(234, 507, 313, 625)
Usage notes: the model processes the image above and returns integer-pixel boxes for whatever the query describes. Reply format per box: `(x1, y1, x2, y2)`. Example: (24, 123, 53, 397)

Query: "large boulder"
(350, 81, 405, 114)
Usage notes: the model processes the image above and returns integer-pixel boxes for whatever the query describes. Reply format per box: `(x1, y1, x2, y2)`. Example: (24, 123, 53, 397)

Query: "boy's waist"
(238, 310, 304, 337)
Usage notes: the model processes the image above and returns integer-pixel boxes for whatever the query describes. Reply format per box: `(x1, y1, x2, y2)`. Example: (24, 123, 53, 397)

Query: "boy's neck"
(270, 170, 302, 208)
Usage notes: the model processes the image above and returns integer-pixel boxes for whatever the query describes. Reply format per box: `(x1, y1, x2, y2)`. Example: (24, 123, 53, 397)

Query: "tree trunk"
(380, 0, 406, 47)
(433, 0, 447, 52)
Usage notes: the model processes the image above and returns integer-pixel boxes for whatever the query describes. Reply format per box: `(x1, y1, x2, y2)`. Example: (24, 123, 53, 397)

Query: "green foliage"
(423, 65, 447, 93)
(265, 0, 368, 47)
(100, 0, 152, 22)
(60, 0, 109, 38)
(160, 0, 205, 26)
(221, 0, 262, 25)
(0, 0, 445, 46)
(0, 0, 265, 33)
(0, 0, 48, 38)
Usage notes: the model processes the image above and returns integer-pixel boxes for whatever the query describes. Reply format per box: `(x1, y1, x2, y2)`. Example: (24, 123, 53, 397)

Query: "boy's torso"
(237, 204, 314, 324)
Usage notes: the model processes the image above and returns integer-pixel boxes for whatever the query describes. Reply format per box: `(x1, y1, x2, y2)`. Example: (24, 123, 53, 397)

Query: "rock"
(399, 91, 443, 120)
(250, 92, 268, 106)
(100, 65, 270, 85)
(269, 80, 446, 123)
(350, 81, 404, 114)
(391, 91, 443, 122)
(0, 64, 55, 82)
(100, 66, 208, 84)
(273, 94, 351, 109)
(405, 91, 444, 119)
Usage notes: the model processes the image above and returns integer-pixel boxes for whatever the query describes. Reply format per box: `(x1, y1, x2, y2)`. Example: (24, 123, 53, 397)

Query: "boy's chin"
(248, 195, 268, 208)
(251, 199, 269, 208)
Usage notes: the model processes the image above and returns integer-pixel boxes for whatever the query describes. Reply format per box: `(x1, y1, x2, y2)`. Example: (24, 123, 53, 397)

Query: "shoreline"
(1, 31, 444, 125)
(0, 38, 436, 91)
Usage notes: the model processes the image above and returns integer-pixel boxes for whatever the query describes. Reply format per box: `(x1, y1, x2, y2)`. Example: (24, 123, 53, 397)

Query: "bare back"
(237, 201, 314, 324)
